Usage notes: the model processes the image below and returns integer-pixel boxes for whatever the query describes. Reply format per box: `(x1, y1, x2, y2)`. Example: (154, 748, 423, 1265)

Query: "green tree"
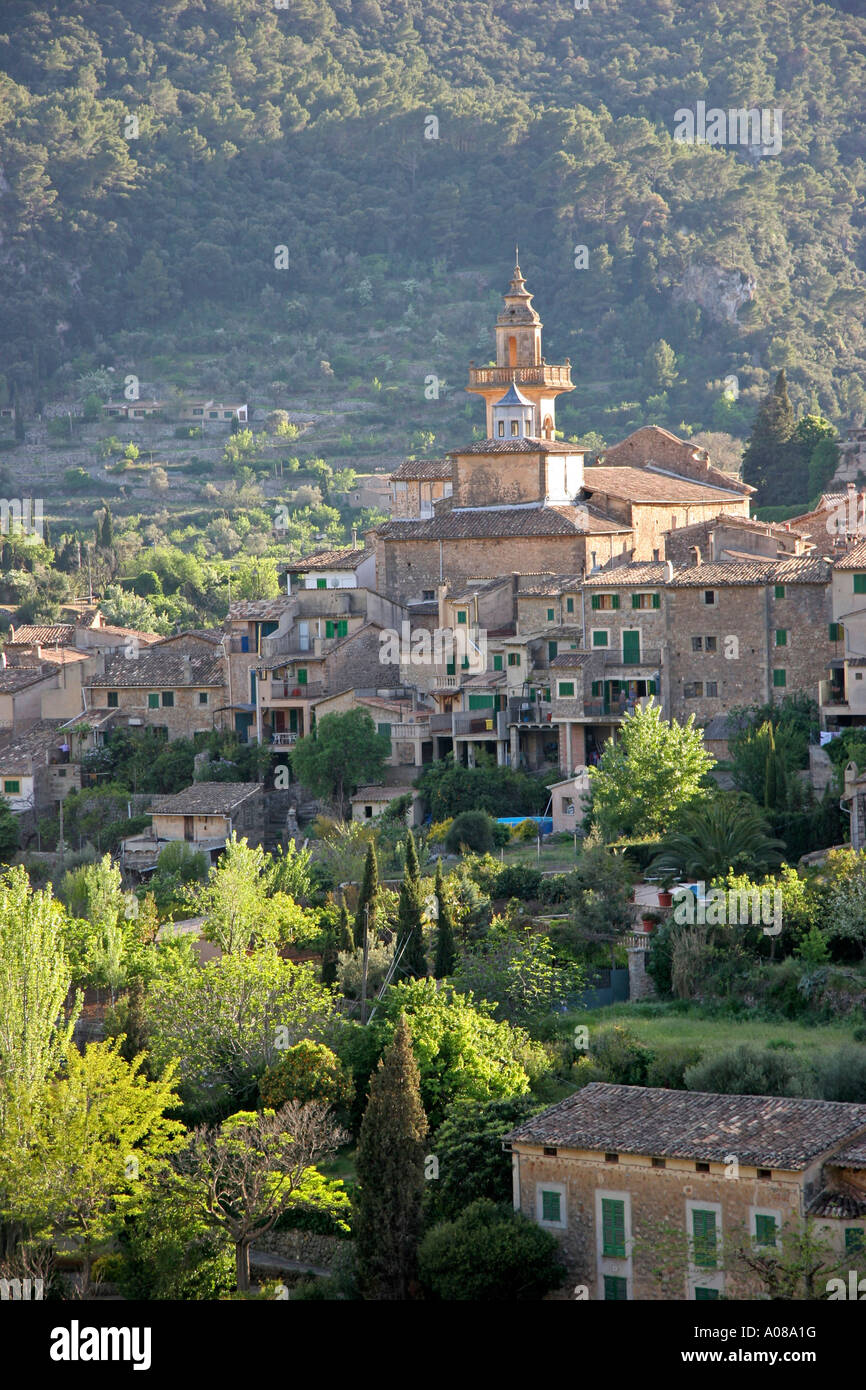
(742, 369, 797, 502)
(649, 794, 786, 881)
(194, 833, 271, 954)
(643, 338, 678, 390)
(821, 848, 866, 957)
(396, 831, 427, 980)
(258, 1041, 351, 1110)
(433, 860, 456, 978)
(354, 840, 379, 949)
(418, 1200, 565, 1301)
(355, 1015, 428, 1300)
(426, 1096, 538, 1222)
(588, 699, 715, 839)
(171, 1103, 343, 1291)
(0, 798, 20, 865)
(291, 709, 391, 817)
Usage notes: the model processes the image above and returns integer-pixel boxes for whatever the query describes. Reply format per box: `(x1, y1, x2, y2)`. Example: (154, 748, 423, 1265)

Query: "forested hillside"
(2, 0, 866, 475)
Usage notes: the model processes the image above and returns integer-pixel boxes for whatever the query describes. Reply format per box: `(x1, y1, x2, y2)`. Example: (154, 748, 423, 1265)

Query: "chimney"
(848, 481, 856, 534)
(690, 546, 702, 567)
(664, 560, 674, 582)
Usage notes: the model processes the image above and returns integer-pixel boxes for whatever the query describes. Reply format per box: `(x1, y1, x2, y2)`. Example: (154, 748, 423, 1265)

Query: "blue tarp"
(496, 816, 553, 834)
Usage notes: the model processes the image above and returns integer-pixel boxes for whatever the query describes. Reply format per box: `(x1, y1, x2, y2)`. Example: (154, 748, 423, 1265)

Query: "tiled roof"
(92, 624, 161, 641)
(831, 1136, 866, 1168)
(583, 563, 671, 586)
(375, 505, 627, 541)
(807, 1189, 866, 1219)
(584, 465, 745, 504)
(155, 629, 224, 647)
(664, 513, 805, 540)
(7, 624, 74, 645)
(0, 719, 71, 772)
(0, 667, 54, 692)
(390, 458, 452, 481)
(505, 1083, 866, 1169)
(230, 599, 292, 620)
(834, 538, 866, 570)
(350, 784, 413, 802)
(89, 652, 225, 689)
(550, 651, 593, 668)
(449, 438, 584, 456)
(150, 781, 263, 815)
(670, 556, 831, 586)
(283, 547, 369, 572)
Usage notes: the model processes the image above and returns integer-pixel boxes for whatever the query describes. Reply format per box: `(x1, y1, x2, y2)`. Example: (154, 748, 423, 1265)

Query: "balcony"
(261, 634, 320, 660)
(468, 363, 573, 390)
(271, 731, 298, 746)
(602, 646, 661, 668)
(507, 700, 553, 726)
(430, 713, 454, 734)
(583, 697, 631, 719)
(434, 674, 460, 689)
(261, 682, 325, 702)
(453, 711, 507, 738)
(389, 721, 430, 739)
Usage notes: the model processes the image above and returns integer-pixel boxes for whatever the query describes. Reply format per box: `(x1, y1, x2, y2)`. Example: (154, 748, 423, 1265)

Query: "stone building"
(505, 1082, 866, 1300)
(389, 458, 453, 519)
(85, 649, 228, 741)
(120, 781, 266, 872)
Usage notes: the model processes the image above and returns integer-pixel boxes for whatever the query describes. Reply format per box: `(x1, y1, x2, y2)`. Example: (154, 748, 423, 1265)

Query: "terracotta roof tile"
(283, 547, 369, 572)
(390, 458, 452, 481)
(375, 505, 627, 541)
(150, 781, 263, 815)
(584, 465, 746, 504)
(89, 652, 225, 689)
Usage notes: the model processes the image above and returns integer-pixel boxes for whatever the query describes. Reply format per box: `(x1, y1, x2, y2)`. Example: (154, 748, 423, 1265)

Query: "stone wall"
(251, 1229, 346, 1270)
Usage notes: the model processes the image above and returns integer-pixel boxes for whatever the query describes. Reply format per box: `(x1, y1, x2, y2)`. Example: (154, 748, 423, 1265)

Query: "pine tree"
(100, 504, 114, 549)
(742, 369, 797, 502)
(355, 840, 378, 948)
(337, 901, 353, 952)
(396, 832, 427, 979)
(433, 859, 456, 978)
(355, 1015, 428, 1299)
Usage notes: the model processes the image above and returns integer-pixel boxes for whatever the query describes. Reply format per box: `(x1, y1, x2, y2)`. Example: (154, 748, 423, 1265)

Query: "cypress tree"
(355, 1015, 428, 1299)
(355, 840, 378, 948)
(100, 504, 114, 549)
(337, 901, 354, 952)
(320, 929, 338, 986)
(742, 369, 797, 502)
(396, 831, 427, 979)
(433, 858, 456, 978)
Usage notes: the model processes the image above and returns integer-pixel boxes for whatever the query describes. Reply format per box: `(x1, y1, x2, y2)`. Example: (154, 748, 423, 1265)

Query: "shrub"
(428, 818, 453, 845)
(590, 1025, 652, 1085)
(492, 865, 542, 900)
(684, 1044, 808, 1097)
(445, 810, 497, 855)
(645, 1045, 703, 1090)
(510, 818, 539, 842)
(418, 1200, 566, 1300)
(538, 874, 569, 905)
(814, 1045, 866, 1103)
(259, 1040, 352, 1109)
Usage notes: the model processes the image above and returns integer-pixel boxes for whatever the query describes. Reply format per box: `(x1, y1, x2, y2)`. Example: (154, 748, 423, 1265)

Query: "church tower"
(467, 256, 574, 439)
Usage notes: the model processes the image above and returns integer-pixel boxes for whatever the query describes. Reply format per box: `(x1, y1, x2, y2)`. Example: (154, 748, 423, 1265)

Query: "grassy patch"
(576, 1002, 856, 1060)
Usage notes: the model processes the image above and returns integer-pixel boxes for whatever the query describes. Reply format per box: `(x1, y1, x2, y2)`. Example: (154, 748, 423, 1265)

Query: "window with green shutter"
(541, 1190, 561, 1223)
(107, 691, 118, 707)
(692, 1210, 717, 1268)
(845, 1228, 865, 1253)
(652, 592, 660, 609)
(457, 610, 467, 624)
(754, 1214, 778, 1246)
(774, 584, 785, 598)
(162, 691, 174, 707)
(695, 1287, 719, 1301)
(591, 594, 600, 610)
(461, 656, 469, 670)
(547, 608, 555, 621)
(508, 653, 520, 666)
(855, 575, 866, 594)
(829, 623, 842, 641)
(493, 653, 503, 671)
(325, 620, 334, 638)
(602, 1198, 626, 1257)
(592, 630, 608, 647)
(632, 593, 641, 609)
(4, 780, 20, 795)
(566, 597, 574, 613)
(148, 692, 159, 709)
(446, 661, 455, 675)
(775, 629, 787, 646)
(338, 619, 348, 638)
(612, 594, 620, 610)
(648, 679, 657, 695)
(377, 722, 391, 742)
(604, 1275, 628, 1301)
(316, 578, 327, 589)
(548, 641, 558, 660)
(591, 681, 602, 697)
(297, 668, 307, 686)
(468, 694, 494, 709)
(558, 681, 575, 697)
(773, 669, 786, 688)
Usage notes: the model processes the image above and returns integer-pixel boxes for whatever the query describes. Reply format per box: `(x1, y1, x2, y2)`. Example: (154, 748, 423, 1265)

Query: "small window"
(632, 592, 660, 610)
(592, 630, 609, 647)
(684, 682, 704, 699)
(706, 682, 718, 697)
(422, 590, 435, 601)
(854, 574, 866, 594)
(3, 779, 20, 794)
(601, 1198, 626, 1256)
(691, 636, 703, 652)
(829, 623, 842, 641)
(457, 610, 467, 624)
(773, 669, 787, 688)
(695, 1287, 719, 1301)
(547, 608, 555, 621)
(510, 419, 519, 436)
(364, 804, 373, 819)
(703, 591, 716, 606)
(604, 1152, 619, 1164)
(446, 661, 455, 675)
(757, 1168, 772, 1180)
(695, 1161, 710, 1174)
(107, 691, 119, 708)
(541, 1190, 561, 1222)
(162, 691, 174, 707)
(705, 635, 717, 652)
(198, 692, 208, 705)
(148, 692, 159, 709)
(604, 1275, 628, 1301)
(775, 629, 787, 647)
(543, 1147, 557, 1157)
(774, 583, 786, 599)
(507, 653, 520, 666)
(754, 1214, 778, 1247)
(316, 578, 327, 590)
(297, 668, 308, 685)
(558, 681, 575, 697)
(493, 653, 503, 671)
(651, 1157, 666, 1169)
(591, 593, 619, 611)
(497, 420, 505, 437)
(692, 1209, 718, 1269)
(566, 597, 574, 613)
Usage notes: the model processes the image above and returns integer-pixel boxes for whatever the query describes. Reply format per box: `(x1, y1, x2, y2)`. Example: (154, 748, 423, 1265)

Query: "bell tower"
(467, 254, 574, 439)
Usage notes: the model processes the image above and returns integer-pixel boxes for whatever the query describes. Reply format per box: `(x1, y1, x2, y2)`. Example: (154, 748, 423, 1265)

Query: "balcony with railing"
(389, 721, 431, 739)
(430, 713, 454, 734)
(261, 681, 325, 702)
(602, 646, 661, 668)
(467, 363, 573, 390)
(271, 730, 298, 747)
(453, 711, 507, 739)
(507, 699, 554, 726)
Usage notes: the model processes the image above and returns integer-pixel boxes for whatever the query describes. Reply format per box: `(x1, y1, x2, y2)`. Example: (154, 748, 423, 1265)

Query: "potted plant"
(640, 908, 663, 934)
(657, 874, 675, 908)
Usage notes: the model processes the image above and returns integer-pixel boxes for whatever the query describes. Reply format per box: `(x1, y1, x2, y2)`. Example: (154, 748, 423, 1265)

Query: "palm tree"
(649, 796, 785, 881)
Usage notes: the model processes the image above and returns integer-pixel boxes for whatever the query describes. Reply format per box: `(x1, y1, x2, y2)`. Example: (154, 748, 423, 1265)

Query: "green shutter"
(446, 661, 455, 675)
(377, 722, 391, 739)
(773, 668, 786, 688)
(493, 653, 503, 671)
(604, 1275, 628, 1301)
(775, 629, 787, 647)
(695, 1287, 719, 1301)
(774, 583, 785, 598)
(592, 630, 608, 647)
(612, 594, 620, 610)
(632, 593, 640, 609)
(148, 692, 159, 709)
(325, 620, 335, 638)
(548, 641, 558, 660)
(468, 694, 495, 709)
(591, 594, 600, 610)
(855, 575, 866, 594)
(558, 681, 575, 697)
(547, 608, 555, 621)
(337, 619, 348, 637)
(755, 1214, 777, 1246)
(297, 668, 307, 686)
(591, 681, 602, 697)
(457, 610, 467, 624)
(541, 1190, 561, 1223)
(652, 592, 660, 609)
(316, 578, 327, 589)
(566, 597, 574, 613)
(692, 1210, 717, 1268)
(602, 1198, 626, 1257)
(829, 623, 841, 641)
(648, 679, 657, 695)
